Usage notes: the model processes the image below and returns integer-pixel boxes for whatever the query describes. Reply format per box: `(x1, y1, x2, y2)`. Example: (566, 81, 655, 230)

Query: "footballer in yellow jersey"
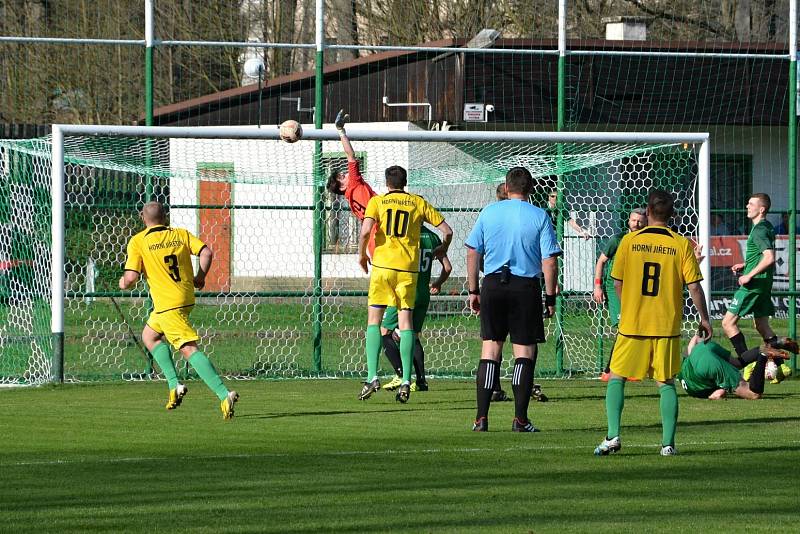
(610, 226, 702, 338)
(595, 190, 711, 458)
(357, 165, 453, 403)
(119, 202, 238, 419)
(124, 225, 206, 314)
(365, 192, 446, 274)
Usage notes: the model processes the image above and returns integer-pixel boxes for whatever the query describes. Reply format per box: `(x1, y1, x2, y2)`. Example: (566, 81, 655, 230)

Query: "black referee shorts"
(480, 273, 545, 345)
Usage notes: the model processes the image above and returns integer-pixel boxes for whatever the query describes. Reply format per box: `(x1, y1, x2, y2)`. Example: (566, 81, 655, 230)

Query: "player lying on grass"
(119, 201, 239, 419)
(381, 225, 452, 392)
(679, 335, 796, 400)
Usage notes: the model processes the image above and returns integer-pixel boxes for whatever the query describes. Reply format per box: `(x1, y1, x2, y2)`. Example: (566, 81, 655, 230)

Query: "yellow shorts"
(146, 306, 199, 350)
(610, 334, 682, 382)
(368, 266, 418, 309)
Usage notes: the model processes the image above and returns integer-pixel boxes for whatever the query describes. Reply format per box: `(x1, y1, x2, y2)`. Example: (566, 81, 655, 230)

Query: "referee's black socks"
(476, 359, 496, 420)
(511, 358, 533, 421)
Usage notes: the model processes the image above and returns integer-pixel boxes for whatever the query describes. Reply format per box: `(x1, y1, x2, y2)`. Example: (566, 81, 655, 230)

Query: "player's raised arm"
(335, 109, 356, 163)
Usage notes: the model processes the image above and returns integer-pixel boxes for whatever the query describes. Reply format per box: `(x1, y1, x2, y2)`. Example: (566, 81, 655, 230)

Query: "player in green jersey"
(381, 225, 452, 392)
(678, 336, 793, 400)
(721, 194, 795, 358)
(593, 208, 647, 381)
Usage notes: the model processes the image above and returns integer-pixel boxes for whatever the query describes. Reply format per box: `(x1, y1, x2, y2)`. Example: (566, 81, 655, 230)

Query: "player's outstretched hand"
(429, 283, 441, 295)
(358, 254, 369, 274)
(335, 109, 349, 131)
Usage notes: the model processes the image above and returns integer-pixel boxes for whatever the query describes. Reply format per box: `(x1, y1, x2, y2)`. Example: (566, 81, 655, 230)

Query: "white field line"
(4, 438, 799, 468)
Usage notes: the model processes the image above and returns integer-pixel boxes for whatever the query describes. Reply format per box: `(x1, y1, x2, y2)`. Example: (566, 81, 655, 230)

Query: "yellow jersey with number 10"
(364, 191, 445, 272)
(610, 226, 702, 337)
(124, 225, 206, 313)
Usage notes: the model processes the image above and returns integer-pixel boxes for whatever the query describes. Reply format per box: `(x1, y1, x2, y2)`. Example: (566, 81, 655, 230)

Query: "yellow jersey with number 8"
(610, 226, 702, 337)
(124, 225, 206, 313)
(364, 191, 445, 272)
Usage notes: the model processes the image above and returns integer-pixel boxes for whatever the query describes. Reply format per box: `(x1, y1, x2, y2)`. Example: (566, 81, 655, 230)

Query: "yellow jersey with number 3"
(364, 191, 445, 272)
(124, 225, 206, 313)
(610, 226, 702, 337)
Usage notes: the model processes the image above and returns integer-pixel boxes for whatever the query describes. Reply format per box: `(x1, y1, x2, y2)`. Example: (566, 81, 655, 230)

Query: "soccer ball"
(279, 120, 302, 143)
(765, 360, 779, 381)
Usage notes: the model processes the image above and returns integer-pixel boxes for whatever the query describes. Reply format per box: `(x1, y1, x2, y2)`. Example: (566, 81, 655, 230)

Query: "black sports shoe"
(472, 417, 488, 432)
(358, 379, 380, 400)
(491, 389, 512, 402)
(512, 417, 540, 432)
(411, 381, 428, 392)
(396, 383, 410, 403)
(531, 384, 549, 403)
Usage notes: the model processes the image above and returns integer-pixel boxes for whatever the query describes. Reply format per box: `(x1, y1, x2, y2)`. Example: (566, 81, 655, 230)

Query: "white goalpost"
(4, 125, 710, 385)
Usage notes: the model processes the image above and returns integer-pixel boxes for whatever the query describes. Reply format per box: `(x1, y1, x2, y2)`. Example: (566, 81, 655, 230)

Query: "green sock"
(188, 351, 228, 400)
(606, 378, 625, 438)
(151, 342, 178, 390)
(399, 330, 414, 383)
(659, 383, 678, 447)
(366, 325, 381, 380)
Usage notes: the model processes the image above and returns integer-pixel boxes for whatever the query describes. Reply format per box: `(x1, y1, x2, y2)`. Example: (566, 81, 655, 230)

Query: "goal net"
(0, 126, 709, 385)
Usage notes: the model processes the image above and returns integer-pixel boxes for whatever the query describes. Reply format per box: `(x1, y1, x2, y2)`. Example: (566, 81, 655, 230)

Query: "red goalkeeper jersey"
(343, 160, 377, 256)
(344, 161, 374, 220)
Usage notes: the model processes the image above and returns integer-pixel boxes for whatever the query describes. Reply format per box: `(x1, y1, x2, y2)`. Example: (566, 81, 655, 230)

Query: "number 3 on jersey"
(641, 261, 660, 296)
(164, 254, 181, 282)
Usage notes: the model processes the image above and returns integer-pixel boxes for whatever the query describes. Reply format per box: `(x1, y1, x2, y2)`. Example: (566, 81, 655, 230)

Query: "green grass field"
(1, 378, 799, 533)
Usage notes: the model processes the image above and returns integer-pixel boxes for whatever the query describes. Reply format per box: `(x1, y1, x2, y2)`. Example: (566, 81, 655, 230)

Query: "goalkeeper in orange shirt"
(325, 110, 377, 257)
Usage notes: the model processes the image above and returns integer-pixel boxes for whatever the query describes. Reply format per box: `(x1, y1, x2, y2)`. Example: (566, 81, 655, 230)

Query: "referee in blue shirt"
(465, 167, 562, 432)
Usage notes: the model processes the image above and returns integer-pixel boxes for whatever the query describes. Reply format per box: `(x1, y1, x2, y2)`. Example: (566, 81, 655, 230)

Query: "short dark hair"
(647, 189, 675, 221)
(752, 193, 771, 213)
(326, 170, 344, 195)
(505, 167, 533, 195)
(385, 165, 407, 189)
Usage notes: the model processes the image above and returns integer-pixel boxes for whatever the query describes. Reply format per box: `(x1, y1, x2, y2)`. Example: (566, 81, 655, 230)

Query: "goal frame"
(50, 124, 711, 383)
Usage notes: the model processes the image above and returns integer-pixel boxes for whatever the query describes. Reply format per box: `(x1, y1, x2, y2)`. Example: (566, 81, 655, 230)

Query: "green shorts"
(727, 286, 774, 318)
(382, 297, 430, 333)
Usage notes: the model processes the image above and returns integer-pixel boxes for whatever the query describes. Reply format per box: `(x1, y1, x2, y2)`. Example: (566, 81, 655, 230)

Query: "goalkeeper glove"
(335, 109, 349, 132)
